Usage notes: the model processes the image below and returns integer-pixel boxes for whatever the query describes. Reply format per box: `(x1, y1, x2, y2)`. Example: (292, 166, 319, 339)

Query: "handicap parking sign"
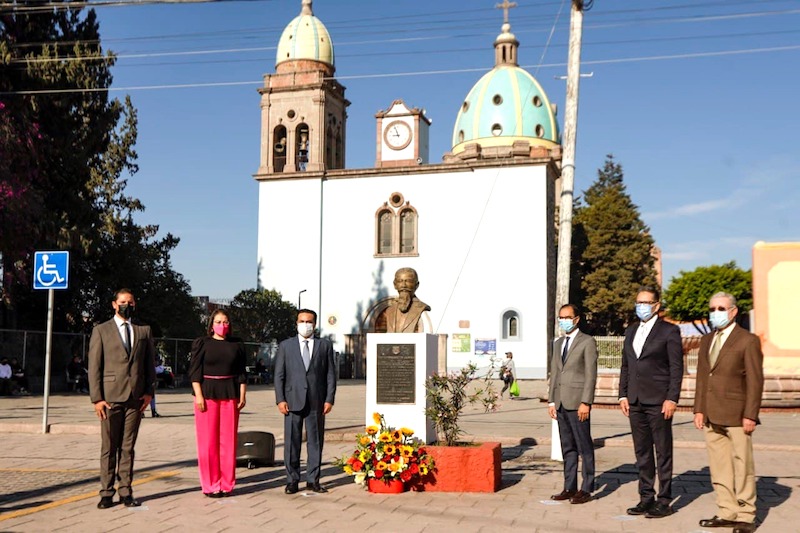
(33, 251, 69, 290)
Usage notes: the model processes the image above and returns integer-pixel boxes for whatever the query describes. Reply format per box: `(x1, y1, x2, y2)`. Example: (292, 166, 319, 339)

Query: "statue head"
(393, 267, 419, 313)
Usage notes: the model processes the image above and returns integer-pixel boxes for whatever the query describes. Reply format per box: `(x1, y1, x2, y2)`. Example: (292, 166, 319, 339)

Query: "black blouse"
(188, 336, 247, 400)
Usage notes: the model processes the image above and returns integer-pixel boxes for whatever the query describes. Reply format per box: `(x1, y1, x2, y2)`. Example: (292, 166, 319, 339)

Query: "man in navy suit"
(619, 287, 683, 519)
(275, 309, 337, 494)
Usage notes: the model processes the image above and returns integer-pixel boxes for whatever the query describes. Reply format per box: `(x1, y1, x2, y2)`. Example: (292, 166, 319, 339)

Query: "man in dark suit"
(619, 287, 683, 518)
(275, 308, 337, 494)
(88, 288, 156, 509)
(548, 304, 599, 505)
(694, 292, 764, 533)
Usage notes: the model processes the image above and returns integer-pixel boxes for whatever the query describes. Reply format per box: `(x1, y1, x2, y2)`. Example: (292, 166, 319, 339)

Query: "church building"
(255, 0, 562, 379)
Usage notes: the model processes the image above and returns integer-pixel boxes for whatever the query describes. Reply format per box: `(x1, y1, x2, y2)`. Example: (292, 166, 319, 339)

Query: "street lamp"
(298, 289, 307, 309)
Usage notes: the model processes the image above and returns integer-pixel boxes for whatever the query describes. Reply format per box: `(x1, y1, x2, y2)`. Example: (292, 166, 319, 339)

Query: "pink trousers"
(194, 399, 239, 494)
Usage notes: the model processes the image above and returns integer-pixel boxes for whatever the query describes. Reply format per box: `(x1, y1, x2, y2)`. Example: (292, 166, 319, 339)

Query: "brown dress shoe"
(569, 490, 592, 504)
(699, 516, 739, 528)
(551, 489, 576, 501)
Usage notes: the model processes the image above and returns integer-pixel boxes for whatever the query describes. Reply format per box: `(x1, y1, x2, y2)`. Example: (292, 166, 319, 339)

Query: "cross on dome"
(495, 0, 517, 24)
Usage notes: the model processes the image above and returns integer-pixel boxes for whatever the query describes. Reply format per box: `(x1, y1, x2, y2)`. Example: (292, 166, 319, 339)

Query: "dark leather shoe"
(285, 482, 299, 494)
(645, 502, 674, 519)
(550, 489, 576, 501)
(205, 491, 223, 498)
(699, 516, 740, 528)
(626, 500, 654, 515)
(733, 523, 756, 533)
(97, 496, 114, 509)
(120, 495, 141, 507)
(569, 490, 592, 504)
(151, 412, 161, 418)
(306, 482, 328, 493)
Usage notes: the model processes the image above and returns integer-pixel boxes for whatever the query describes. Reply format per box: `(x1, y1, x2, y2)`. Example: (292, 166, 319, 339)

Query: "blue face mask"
(709, 310, 731, 330)
(558, 319, 576, 333)
(635, 303, 654, 322)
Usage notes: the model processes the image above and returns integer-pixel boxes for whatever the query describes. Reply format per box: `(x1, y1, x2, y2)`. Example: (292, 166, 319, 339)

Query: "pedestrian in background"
(500, 351, 516, 399)
(189, 309, 247, 498)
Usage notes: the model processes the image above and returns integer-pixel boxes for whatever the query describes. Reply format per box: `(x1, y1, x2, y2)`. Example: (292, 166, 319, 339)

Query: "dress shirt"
(113, 315, 135, 348)
(633, 317, 658, 358)
(714, 321, 735, 349)
(0, 363, 11, 379)
(297, 335, 314, 360)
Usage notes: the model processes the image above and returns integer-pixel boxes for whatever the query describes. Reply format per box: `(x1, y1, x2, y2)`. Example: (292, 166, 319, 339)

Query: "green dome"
(276, 1, 334, 68)
(452, 65, 559, 153)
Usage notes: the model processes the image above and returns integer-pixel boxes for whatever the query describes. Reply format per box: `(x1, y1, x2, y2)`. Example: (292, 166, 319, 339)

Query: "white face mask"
(297, 323, 314, 338)
(709, 310, 731, 330)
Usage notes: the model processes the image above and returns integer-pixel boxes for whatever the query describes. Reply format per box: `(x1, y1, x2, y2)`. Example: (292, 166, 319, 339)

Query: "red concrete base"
(422, 442, 501, 492)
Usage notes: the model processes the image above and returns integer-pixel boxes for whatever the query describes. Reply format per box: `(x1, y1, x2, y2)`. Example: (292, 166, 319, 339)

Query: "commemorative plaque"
(376, 343, 416, 404)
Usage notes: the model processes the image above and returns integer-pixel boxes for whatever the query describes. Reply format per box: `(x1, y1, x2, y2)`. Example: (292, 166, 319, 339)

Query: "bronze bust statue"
(385, 267, 431, 333)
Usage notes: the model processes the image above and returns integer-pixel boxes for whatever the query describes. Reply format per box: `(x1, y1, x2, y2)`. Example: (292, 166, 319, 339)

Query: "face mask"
(118, 304, 134, 320)
(709, 310, 731, 330)
(558, 319, 576, 333)
(635, 303, 654, 322)
(212, 323, 230, 337)
(297, 323, 314, 338)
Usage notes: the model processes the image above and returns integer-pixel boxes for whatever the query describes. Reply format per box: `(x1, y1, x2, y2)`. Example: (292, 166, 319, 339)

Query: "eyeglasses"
(636, 301, 657, 305)
(558, 316, 576, 320)
(709, 306, 731, 312)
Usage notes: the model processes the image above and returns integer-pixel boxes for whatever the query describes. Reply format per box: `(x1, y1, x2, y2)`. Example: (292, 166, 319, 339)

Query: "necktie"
(123, 322, 132, 356)
(561, 337, 570, 364)
(302, 340, 311, 371)
(709, 332, 722, 367)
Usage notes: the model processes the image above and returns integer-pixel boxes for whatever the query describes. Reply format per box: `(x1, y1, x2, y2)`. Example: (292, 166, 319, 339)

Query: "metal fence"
(594, 335, 702, 373)
(0, 328, 272, 393)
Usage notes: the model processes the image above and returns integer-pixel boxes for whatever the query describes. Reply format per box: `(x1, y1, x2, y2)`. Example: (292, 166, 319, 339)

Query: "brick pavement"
(1, 380, 798, 532)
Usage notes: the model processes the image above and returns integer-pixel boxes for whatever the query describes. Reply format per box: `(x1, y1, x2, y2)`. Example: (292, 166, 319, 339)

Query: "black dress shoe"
(645, 502, 674, 519)
(550, 489, 576, 501)
(120, 495, 141, 507)
(569, 490, 592, 504)
(733, 522, 756, 533)
(699, 516, 740, 528)
(306, 482, 328, 493)
(151, 412, 161, 418)
(626, 500, 655, 515)
(285, 482, 299, 494)
(97, 496, 114, 509)
(205, 491, 223, 498)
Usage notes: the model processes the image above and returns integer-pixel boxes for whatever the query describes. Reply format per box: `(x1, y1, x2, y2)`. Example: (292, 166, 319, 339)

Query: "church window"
(287, 109, 296, 119)
(374, 194, 419, 258)
(296, 123, 310, 171)
(493, 94, 503, 105)
(462, 101, 470, 112)
(532, 95, 542, 107)
(535, 124, 545, 138)
(273, 125, 287, 173)
(458, 130, 465, 143)
(326, 124, 334, 169)
(491, 123, 503, 136)
(501, 310, 521, 340)
(335, 130, 344, 169)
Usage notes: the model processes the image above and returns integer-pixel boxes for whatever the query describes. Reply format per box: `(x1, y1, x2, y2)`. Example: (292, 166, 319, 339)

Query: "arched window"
(295, 123, 309, 171)
(374, 194, 419, 257)
(273, 125, 287, 173)
(326, 124, 334, 169)
(335, 130, 343, 169)
(501, 309, 521, 340)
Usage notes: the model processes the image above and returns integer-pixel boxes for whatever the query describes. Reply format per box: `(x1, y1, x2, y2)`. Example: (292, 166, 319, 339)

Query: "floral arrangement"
(336, 413, 434, 486)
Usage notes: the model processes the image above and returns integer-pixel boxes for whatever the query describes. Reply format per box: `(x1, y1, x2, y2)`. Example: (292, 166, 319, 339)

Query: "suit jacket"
(694, 324, 764, 426)
(619, 318, 683, 404)
(274, 336, 337, 412)
(549, 330, 599, 410)
(88, 318, 156, 404)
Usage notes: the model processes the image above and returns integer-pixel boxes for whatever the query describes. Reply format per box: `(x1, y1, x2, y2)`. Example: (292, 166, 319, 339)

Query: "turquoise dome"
(452, 65, 559, 153)
(276, 1, 334, 68)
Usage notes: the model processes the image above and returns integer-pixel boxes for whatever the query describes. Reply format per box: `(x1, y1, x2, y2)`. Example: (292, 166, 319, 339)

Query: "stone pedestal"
(366, 333, 438, 443)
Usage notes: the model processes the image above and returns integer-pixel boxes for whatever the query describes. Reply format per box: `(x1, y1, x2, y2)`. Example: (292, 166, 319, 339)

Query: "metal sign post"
(33, 251, 70, 434)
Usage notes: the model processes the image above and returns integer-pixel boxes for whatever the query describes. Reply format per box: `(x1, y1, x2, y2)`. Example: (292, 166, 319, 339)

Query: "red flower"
(346, 456, 355, 465)
(409, 463, 419, 474)
(374, 469, 384, 479)
(400, 470, 412, 482)
(352, 460, 363, 472)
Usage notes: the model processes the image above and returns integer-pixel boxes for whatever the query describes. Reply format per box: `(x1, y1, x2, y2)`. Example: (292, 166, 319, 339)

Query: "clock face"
(384, 120, 412, 150)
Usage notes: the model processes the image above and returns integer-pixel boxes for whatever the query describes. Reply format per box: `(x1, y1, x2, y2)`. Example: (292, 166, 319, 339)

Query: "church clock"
(375, 99, 431, 168)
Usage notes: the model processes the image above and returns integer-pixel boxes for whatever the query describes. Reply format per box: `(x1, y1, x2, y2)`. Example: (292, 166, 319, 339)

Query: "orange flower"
(372, 412, 382, 424)
(366, 426, 379, 435)
(400, 427, 414, 437)
(359, 435, 372, 445)
(391, 430, 402, 441)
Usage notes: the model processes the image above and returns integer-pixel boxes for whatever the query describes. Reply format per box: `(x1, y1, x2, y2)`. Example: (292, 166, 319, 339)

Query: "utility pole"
(554, 0, 586, 335)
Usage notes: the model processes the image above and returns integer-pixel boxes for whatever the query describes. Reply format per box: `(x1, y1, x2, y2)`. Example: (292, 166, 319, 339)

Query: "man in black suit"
(619, 287, 683, 518)
(275, 309, 337, 494)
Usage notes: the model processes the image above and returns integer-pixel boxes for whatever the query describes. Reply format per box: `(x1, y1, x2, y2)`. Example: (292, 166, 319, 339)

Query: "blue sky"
(91, 0, 800, 299)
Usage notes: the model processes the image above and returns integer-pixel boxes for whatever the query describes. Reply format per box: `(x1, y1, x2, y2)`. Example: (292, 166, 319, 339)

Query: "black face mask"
(118, 304, 135, 320)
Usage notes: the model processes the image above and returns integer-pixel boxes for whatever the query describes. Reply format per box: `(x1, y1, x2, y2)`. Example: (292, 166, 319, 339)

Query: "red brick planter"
(422, 442, 501, 492)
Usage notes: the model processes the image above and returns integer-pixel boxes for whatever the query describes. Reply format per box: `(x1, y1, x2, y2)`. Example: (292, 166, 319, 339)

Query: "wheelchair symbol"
(36, 254, 66, 287)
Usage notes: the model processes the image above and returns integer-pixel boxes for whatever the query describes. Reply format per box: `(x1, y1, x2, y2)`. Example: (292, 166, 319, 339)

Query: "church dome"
(451, 19, 559, 154)
(275, 0, 334, 69)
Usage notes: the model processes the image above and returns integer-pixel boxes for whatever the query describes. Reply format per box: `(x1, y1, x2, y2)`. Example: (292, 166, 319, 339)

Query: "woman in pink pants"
(189, 310, 247, 497)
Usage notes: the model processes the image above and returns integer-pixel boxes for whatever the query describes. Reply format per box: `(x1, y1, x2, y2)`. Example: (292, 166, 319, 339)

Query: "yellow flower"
(388, 461, 401, 472)
(400, 445, 413, 457)
(379, 432, 392, 442)
(358, 450, 371, 462)
(372, 412, 382, 424)
(343, 465, 353, 475)
(384, 444, 396, 455)
(400, 427, 414, 437)
(420, 465, 429, 475)
(376, 461, 388, 470)
(359, 435, 372, 445)
(366, 426, 379, 435)
(391, 430, 402, 441)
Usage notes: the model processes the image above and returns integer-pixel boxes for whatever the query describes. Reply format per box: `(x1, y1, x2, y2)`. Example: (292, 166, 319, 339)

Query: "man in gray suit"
(275, 309, 337, 494)
(88, 288, 156, 509)
(548, 304, 599, 505)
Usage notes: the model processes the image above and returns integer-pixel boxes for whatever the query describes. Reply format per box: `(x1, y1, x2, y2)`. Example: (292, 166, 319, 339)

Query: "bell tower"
(257, 0, 349, 175)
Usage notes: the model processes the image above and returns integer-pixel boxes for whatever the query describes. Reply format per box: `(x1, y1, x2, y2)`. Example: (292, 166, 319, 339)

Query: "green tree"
(571, 155, 658, 334)
(227, 289, 297, 343)
(663, 262, 752, 334)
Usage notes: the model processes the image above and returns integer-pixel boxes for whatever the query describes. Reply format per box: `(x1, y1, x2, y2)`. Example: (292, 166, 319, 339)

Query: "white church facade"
(255, 0, 562, 379)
